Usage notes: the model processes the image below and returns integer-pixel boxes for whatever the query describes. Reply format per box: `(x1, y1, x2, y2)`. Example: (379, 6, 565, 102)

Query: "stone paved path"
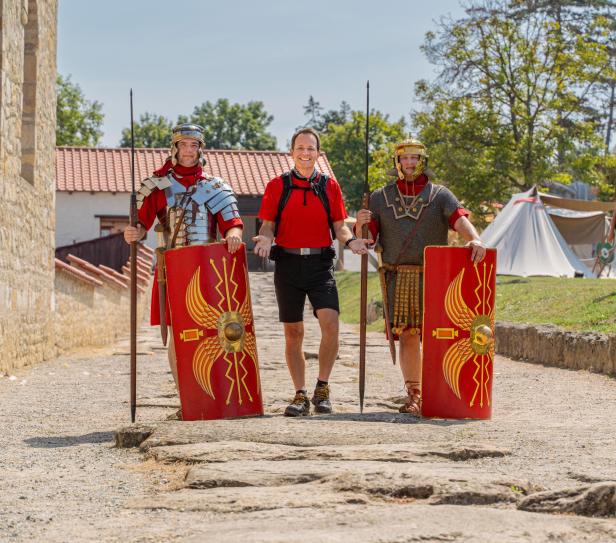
(1, 272, 616, 542)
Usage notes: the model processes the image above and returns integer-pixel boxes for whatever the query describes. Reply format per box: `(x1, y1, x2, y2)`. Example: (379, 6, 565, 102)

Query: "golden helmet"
(393, 138, 428, 180)
(170, 123, 205, 166)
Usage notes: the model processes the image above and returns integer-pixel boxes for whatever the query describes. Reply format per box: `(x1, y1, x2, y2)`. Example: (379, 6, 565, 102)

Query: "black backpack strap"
(313, 174, 336, 240)
(274, 171, 294, 238)
(273, 171, 336, 242)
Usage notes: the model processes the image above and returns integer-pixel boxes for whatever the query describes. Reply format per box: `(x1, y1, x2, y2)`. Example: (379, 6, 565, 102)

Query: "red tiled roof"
(55, 147, 336, 196)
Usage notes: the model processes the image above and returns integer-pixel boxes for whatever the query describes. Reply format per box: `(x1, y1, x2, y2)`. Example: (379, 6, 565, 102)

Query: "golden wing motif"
(192, 336, 223, 399)
(442, 338, 475, 399)
(243, 332, 261, 393)
(186, 267, 220, 328)
(239, 299, 253, 327)
(445, 268, 475, 331)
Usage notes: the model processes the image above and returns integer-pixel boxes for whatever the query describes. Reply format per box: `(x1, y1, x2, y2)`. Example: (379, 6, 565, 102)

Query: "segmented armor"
(136, 173, 240, 247)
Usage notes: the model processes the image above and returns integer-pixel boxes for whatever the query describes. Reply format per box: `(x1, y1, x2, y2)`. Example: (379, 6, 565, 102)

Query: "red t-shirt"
(356, 176, 468, 239)
(259, 172, 348, 247)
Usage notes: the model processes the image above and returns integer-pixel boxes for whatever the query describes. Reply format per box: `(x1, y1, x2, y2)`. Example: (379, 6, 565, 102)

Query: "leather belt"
(282, 247, 324, 256)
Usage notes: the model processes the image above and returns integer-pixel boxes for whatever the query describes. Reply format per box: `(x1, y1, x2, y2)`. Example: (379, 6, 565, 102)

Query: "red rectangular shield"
(422, 246, 497, 419)
(164, 243, 263, 421)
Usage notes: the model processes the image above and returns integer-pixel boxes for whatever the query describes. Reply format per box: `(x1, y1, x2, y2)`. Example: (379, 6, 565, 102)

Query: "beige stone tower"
(0, 0, 58, 372)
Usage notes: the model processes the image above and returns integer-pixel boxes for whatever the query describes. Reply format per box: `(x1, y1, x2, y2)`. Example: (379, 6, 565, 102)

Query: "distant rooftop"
(55, 147, 335, 196)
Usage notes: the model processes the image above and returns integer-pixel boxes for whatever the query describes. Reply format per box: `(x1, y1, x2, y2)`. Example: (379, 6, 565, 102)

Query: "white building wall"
(56, 191, 157, 250)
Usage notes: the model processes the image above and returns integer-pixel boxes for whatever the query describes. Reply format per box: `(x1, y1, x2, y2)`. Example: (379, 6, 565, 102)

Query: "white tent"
(482, 187, 593, 277)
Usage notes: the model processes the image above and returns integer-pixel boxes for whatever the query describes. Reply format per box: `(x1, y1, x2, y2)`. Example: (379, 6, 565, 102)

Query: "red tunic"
(258, 171, 347, 247)
(142, 161, 243, 326)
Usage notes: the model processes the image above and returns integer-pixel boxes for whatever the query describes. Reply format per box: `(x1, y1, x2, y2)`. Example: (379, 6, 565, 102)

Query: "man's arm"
(453, 215, 486, 264)
(252, 220, 275, 258)
(333, 220, 370, 255)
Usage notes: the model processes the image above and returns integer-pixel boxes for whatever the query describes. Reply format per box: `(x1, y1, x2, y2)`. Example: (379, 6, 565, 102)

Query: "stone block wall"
(495, 322, 616, 376)
(53, 266, 150, 354)
(0, 0, 58, 372)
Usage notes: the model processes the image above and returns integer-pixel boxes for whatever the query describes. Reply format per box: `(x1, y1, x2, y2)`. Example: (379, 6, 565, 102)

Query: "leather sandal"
(399, 380, 421, 416)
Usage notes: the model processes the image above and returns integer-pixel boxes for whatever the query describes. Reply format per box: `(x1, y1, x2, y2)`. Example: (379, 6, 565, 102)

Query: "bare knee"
(316, 309, 339, 337)
(400, 330, 421, 346)
(284, 322, 304, 346)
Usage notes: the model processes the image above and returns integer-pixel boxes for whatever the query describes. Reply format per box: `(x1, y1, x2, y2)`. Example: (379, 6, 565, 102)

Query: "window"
(99, 215, 129, 238)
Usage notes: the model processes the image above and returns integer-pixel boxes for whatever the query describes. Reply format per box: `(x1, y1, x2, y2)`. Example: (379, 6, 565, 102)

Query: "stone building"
(0, 0, 58, 372)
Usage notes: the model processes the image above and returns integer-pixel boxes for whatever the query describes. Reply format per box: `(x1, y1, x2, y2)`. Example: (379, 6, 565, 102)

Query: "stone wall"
(0, 0, 58, 372)
(496, 322, 616, 376)
(53, 266, 149, 354)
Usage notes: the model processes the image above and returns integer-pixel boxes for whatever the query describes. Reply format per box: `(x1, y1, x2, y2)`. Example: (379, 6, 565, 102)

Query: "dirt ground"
(1, 272, 615, 542)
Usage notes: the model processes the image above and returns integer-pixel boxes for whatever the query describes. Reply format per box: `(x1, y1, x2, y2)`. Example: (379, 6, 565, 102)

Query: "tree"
(301, 98, 352, 133)
(321, 110, 407, 210)
(56, 74, 104, 146)
(178, 99, 276, 150)
(303, 95, 324, 129)
(412, 0, 614, 216)
(508, 0, 616, 159)
(119, 113, 173, 148)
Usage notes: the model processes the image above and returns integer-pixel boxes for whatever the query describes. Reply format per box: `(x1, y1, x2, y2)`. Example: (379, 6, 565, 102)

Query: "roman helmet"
(393, 138, 428, 181)
(170, 123, 206, 166)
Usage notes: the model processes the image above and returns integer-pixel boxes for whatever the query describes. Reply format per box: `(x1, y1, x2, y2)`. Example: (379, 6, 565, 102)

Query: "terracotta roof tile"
(56, 147, 336, 196)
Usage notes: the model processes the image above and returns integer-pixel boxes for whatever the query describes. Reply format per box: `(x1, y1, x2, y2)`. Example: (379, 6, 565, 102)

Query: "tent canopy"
(481, 187, 593, 277)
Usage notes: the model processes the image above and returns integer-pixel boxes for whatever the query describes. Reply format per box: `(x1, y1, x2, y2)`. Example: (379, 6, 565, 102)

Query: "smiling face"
(176, 139, 200, 167)
(291, 132, 320, 176)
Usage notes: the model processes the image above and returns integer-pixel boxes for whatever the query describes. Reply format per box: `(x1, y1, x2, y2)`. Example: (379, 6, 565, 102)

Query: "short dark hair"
(291, 128, 321, 151)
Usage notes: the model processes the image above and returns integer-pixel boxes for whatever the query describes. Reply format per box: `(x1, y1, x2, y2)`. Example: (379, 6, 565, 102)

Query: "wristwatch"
(345, 236, 357, 248)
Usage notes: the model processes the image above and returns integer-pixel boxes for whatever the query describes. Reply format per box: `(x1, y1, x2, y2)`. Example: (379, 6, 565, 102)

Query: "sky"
(57, 0, 467, 150)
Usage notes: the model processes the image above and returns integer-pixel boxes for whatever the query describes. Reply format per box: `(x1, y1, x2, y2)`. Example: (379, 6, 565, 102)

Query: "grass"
(335, 271, 616, 335)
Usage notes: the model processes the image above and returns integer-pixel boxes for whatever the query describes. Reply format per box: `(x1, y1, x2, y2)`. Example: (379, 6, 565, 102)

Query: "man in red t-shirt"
(124, 124, 243, 396)
(254, 128, 370, 416)
(355, 138, 486, 416)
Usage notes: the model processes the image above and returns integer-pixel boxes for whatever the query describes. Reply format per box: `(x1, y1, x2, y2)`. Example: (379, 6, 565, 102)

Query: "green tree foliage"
(321, 110, 407, 210)
(178, 99, 276, 150)
(302, 96, 352, 133)
(412, 0, 615, 217)
(120, 113, 173, 148)
(56, 74, 104, 146)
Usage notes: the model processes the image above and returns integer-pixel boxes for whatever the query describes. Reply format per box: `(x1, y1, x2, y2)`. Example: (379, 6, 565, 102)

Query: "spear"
(359, 81, 370, 413)
(129, 89, 137, 423)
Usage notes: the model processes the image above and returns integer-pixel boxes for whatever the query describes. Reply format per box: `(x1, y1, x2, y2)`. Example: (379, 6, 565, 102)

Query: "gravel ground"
(0, 325, 183, 542)
(2, 272, 616, 542)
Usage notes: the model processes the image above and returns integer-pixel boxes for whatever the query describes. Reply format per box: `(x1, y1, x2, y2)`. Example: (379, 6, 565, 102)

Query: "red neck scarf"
(396, 174, 428, 196)
(154, 160, 203, 188)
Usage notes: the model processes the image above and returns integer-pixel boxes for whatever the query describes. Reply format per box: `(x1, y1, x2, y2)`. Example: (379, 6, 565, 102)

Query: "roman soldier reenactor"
(355, 138, 487, 416)
(124, 123, 263, 420)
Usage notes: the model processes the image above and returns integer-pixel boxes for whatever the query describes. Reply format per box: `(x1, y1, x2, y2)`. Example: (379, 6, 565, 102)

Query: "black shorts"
(274, 254, 339, 322)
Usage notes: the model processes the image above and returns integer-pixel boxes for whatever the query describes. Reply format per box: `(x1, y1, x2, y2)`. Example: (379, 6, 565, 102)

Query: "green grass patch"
(335, 272, 616, 334)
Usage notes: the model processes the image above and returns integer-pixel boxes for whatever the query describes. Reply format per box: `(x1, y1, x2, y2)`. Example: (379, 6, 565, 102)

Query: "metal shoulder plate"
(136, 176, 173, 209)
(191, 177, 240, 221)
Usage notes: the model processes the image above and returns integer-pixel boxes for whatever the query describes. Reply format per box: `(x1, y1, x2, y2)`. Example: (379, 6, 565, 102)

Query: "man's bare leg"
(399, 330, 421, 384)
(315, 308, 339, 382)
(283, 322, 306, 391)
(283, 321, 311, 416)
(398, 330, 422, 414)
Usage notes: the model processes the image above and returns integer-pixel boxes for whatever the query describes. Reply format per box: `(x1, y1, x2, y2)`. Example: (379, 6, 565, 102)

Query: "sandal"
(399, 380, 421, 416)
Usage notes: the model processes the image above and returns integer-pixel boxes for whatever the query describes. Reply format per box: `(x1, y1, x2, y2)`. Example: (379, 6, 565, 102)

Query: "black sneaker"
(311, 383, 332, 414)
(284, 391, 310, 417)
